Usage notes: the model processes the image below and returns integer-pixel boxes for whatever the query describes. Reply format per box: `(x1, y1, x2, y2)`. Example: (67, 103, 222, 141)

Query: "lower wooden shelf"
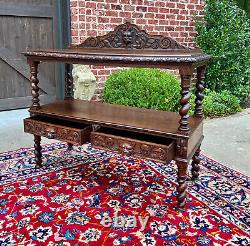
(29, 99, 202, 139)
(26, 99, 203, 164)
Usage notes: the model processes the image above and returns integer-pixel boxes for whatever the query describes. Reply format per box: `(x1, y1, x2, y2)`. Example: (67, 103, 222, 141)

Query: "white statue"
(72, 64, 96, 100)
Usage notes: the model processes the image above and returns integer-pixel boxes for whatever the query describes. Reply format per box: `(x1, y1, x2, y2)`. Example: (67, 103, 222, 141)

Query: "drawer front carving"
(91, 132, 175, 163)
(24, 118, 91, 145)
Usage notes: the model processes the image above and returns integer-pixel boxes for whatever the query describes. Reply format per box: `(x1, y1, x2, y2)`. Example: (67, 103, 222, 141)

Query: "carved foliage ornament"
(24, 121, 80, 144)
(78, 22, 189, 50)
(91, 132, 168, 163)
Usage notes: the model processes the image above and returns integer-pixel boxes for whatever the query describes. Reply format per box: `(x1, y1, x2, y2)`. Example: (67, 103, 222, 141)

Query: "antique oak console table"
(23, 23, 210, 210)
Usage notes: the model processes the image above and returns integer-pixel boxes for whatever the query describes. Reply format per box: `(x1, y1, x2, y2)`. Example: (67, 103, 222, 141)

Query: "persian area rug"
(0, 143, 249, 246)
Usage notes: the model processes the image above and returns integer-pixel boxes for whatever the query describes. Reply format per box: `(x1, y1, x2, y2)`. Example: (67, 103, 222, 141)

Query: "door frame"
(56, 0, 72, 100)
(0, 0, 71, 111)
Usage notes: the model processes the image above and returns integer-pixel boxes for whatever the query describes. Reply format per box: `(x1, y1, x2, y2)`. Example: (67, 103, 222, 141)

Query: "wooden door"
(0, 0, 68, 111)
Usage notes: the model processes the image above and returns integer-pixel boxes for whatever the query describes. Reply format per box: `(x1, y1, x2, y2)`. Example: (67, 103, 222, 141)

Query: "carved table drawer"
(24, 116, 92, 145)
(91, 127, 175, 163)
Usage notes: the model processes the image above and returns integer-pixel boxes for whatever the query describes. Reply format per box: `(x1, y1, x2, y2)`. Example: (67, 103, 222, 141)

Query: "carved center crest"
(77, 22, 189, 50)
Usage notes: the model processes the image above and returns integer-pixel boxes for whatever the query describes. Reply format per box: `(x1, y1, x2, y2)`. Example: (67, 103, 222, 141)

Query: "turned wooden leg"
(65, 63, 73, 99)
(178, 74, 191, 132)
(176, 160, 188, 211)
(67, 143, 73, 151)
(34, 135, 42, 168)
(194, 66, 206, 118)
(29, 60, 41, 110)
(191, 147, 201, 180)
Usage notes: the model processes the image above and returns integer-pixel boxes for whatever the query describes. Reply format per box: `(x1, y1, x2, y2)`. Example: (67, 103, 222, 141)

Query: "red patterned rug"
(0, 143, 249, 245)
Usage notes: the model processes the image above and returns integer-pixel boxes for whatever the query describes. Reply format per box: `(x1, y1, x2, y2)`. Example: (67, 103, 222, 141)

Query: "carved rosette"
(91, 135, 106, 148)
(78, 22, 190, 51)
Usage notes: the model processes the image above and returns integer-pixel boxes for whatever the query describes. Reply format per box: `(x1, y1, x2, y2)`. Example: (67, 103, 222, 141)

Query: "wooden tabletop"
(23, 48, 210, 67)
(29, 99, 202, 138)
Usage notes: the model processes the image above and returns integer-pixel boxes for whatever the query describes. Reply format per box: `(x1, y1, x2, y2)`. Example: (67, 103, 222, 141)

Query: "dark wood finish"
(29, 99, 203, 139)
(91, 127, 175, 163)
(67, 143, 73, 151)
(23, 48, 210, 69)
(176, 159, 188, 211)
(22, 22, 210, 211)
(79, 22, 189, 51)
(191, 146, 201, 180)
(65, 64, 73, 99)
(24, 116, 92, 145)
(34, 135, 42, 168)
(29, 61, 40, 110)
(179, 74, 192, 132)
(195, 66, 206, 118)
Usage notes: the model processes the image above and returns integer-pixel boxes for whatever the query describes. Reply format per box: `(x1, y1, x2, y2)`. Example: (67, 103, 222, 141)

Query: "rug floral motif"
(0, 143, 249, 245)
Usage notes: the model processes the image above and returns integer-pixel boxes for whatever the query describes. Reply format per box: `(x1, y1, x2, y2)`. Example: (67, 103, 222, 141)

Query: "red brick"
(72, 15, 78, 22)
(177, 4, 186, 9)
(132, 12, 143, 18)
(170, 8, 179, 14)
(136, 6, 147, 12)
(124, 5, 135, 11)
(70, 1, 77, 7)
(119, 0, 130, 3)
(110, 17, 123, 23)
(166, 3, 175, 8)
(79, 1, 85, 7)
(187, 4, 195, 9)
(155, 1, 165, 7)
(131, 0, 143, 4)
(86, 16, 97, 22)
(119, 12, 132, 18)
(105, 10, 118, 17)
(144, 0, 155, 6)
(148, 7, 158, 13)
(106, 0, 117, 3)
(98, 17, 110, 23)
(159, 8, 169, 14)
(86, 2, 96, 8)
(145, 13, 154, 18)
(155, 14, 166, 19)
(148, 19, 158, 25)
(87, 30, 97, 36)
(177, 15, 186, 20)
(98, 69, 111, 75)
(85, 9, 93, 15)
(71, 29, 78, 36)
(111, 4, 122, 10)
(136, 19, 147, 24)
(159, 19, 169, 25)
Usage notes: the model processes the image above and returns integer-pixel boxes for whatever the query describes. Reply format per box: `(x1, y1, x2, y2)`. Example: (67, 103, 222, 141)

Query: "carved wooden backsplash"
(77, 22, 190, 50)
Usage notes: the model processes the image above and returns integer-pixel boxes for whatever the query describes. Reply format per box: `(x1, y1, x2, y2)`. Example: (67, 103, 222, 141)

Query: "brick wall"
(70, 0, 204, 100)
